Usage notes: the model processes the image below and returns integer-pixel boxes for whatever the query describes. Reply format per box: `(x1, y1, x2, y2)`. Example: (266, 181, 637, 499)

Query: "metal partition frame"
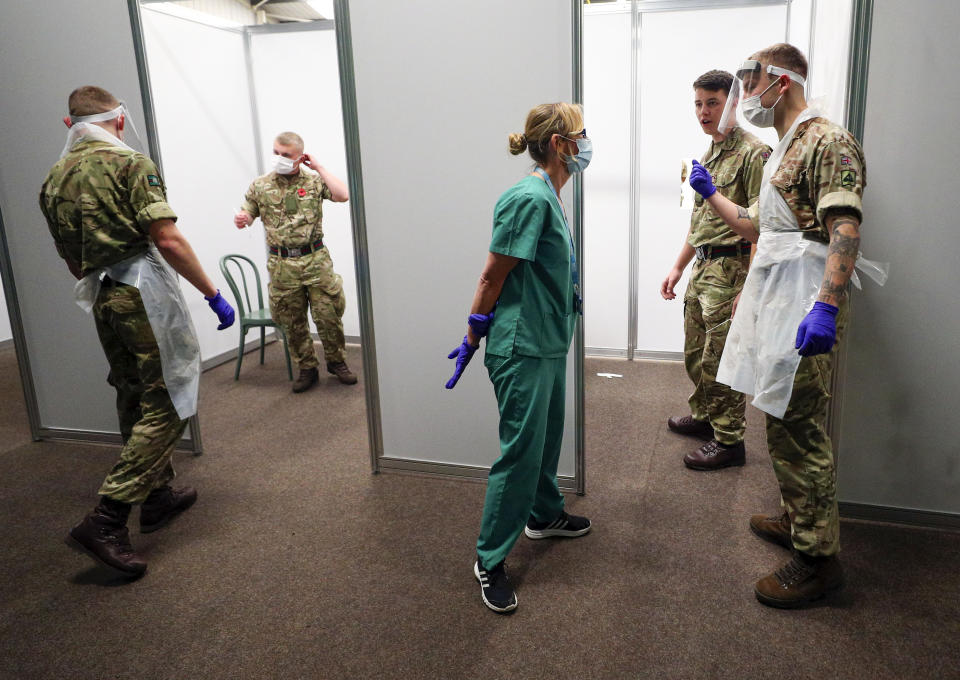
(128, 0, 203, 454)
(335, 0, 586, 494)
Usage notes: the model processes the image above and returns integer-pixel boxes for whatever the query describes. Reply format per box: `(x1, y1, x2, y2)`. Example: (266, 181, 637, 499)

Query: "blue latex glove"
(689, 159, 716, 198)
(795, 301, 838, 356)
(205, 290, 235, 330)
(467, 310, 495, 337)
(445, 335, 479, 389)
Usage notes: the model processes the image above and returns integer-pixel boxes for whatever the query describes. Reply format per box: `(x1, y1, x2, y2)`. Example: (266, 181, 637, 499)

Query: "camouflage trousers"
(766, 299, 849, 557)
(683, 255, 749, 445)
(267, 248, 346, 369)
(93, 284, 187, 505)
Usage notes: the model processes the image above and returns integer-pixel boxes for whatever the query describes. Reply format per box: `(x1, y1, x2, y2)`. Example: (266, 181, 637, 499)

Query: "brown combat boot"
(327, 360, 358, 385)
(755, 552, 844, 609)
(292, 367, 319, 393)
(65, 497, 147, 577)
(750, 511, 793, 549)
(683, 439, 745, 470)
(667, 414, 713, 439)
(140, 485, 198, 533)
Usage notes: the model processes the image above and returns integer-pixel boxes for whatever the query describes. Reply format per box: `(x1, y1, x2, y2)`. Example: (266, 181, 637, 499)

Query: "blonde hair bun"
(508, 133, 528, 155)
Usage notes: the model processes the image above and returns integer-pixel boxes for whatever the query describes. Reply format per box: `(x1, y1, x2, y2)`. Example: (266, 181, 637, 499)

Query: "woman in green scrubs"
(445, 102, 592, 614)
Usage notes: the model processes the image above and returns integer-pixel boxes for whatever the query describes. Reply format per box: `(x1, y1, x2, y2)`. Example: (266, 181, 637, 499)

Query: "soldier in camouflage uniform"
(688, 44, 867, 607)
(39, 86, 234, 577)
(661, 70, 770, 470)
(236, 131, 354, 392)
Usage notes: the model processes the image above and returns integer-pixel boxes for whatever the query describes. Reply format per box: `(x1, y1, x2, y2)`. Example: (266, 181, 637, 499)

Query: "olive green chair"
(219, 254, 293, 381)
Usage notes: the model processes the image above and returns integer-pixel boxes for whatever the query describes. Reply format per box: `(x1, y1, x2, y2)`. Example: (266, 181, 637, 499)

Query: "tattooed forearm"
(818, 217, 861, 306)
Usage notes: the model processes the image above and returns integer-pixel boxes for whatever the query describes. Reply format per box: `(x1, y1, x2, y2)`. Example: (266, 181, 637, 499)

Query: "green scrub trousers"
(476, 352, 567, 570)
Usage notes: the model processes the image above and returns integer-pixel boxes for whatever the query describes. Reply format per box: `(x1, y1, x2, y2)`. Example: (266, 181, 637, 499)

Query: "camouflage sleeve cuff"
(817, 190, 863, 226)
(747, 201, 760, 230)
(241, 199, 259, 217)
(136, 202, 178, 229)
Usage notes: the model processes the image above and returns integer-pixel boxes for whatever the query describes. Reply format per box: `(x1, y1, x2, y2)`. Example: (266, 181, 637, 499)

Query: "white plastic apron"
(62, 128, 201, 420)
(716, 108, 887, 419)
(74, 245, 201, 420)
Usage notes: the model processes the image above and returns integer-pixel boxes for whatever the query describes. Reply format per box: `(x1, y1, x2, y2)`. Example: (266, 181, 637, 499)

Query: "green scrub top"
(485, 174, 576, 359)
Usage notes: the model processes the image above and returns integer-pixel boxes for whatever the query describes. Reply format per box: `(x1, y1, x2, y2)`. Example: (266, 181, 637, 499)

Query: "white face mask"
(273, 155, 298, 175)
(741, 77, 783, 128)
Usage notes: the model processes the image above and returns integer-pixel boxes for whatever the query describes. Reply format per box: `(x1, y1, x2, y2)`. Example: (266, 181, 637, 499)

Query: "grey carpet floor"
(0, 342, 958, 680)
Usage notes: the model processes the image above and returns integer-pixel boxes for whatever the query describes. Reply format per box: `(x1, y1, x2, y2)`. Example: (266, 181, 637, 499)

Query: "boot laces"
(774, 556, 813, 586)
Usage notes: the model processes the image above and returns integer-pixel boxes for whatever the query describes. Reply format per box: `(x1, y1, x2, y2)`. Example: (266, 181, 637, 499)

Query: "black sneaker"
(474, 558, 518, 613)
(524, 510, 592, 539)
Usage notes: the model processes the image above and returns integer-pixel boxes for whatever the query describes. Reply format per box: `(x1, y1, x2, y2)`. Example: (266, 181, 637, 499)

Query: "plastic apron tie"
(66, 131, 201, 420)
(715, 108, 888, 419)
(534, 168, 583, 315)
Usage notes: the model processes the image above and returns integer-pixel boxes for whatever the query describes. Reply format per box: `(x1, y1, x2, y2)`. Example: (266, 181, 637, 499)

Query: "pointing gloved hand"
(205, 291, 235, 330)
(445, 336, 479, 389)
(445, 310, 496, 389)
(795, 301, 838, 356)
(689, 160, 716, 199)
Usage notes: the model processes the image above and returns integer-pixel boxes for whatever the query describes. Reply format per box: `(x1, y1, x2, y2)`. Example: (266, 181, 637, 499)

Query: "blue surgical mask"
(561, 136, 592, 174)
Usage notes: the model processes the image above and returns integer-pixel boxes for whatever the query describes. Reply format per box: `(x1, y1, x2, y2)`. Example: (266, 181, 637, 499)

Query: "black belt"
(269, 240, 324, 258)
(695, 242, 752, 260)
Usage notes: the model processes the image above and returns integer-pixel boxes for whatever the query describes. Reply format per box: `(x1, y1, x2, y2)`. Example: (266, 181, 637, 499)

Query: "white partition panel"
(0, 279, 11, 344)
(634, 6, 785, 355)
(344, 0, 579, 484)
(583, 10, 631, 354)
(140, 8, 266, 362)
(837, 2, 960, 519)
(0, 0, 185, 438)
(249, 26, 359, 340)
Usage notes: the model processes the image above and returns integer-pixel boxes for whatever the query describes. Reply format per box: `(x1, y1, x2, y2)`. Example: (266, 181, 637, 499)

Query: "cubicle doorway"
(582, 0, 856, 360)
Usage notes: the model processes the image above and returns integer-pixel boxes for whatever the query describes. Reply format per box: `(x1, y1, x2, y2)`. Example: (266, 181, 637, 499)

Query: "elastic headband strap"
(767, 65, 806, 86)
(70, 103, 124, 124)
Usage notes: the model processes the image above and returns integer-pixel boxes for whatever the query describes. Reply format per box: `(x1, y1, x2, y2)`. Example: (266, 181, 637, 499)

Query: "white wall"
(634, 6, 786, 354)
(583, 10, 630, 353)
(347, 0, 577, 477)
(248, 27, 359, 340)
(141, 8, 268, 363)
(836, 2, 960, 515)
(789, 0, 853, 123)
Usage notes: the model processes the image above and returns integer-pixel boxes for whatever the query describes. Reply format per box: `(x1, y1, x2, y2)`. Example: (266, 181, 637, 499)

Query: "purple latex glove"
(467, 309, 495, 337)
(689, 159, 717, 198)
(205, 290, 235, 330)
(445, 335, 479, 389)
(795, 301, 838, 356)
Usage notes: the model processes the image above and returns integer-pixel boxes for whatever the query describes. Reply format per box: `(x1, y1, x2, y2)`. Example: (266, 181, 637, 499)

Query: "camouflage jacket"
(690, 126, 770, 248)
(39, 139, 176, 277)
(241, 170, 333, 249)
(748, 117, 866, 242)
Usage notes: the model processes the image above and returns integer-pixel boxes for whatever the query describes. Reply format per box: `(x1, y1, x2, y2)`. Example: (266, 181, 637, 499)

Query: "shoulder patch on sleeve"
(840, 169, 857, 187)
(761, 151, 771, 162)
(147, 174, 161, 187)
(840, 156, 852, 165)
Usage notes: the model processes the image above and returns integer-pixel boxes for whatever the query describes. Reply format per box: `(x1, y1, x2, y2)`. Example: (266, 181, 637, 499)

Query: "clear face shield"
(717, 60, 806, 134)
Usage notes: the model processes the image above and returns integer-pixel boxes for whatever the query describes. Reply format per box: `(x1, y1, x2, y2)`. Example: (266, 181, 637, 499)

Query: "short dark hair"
(751, 43, 808, 79)
(68, 86, 119, 117)
(693, 70, 734, 96)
